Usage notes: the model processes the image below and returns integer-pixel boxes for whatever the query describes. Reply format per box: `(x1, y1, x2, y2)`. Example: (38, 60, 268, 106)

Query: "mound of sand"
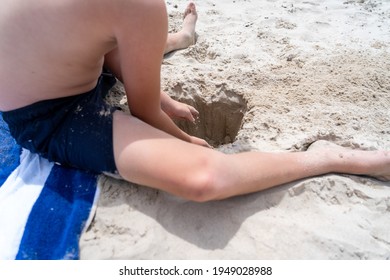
(80, 0, 390, 259)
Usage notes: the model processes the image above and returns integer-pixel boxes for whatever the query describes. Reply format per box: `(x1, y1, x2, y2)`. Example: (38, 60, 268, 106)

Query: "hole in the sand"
(173, 85, 248, 147)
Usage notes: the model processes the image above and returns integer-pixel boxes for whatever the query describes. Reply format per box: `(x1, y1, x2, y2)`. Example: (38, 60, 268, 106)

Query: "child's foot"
(181, 2, 198, 46)
(308, 140, 390, 181)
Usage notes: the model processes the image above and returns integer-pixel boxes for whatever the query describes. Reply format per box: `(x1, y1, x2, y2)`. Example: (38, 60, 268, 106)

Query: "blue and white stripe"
(0, 114, 99, 260)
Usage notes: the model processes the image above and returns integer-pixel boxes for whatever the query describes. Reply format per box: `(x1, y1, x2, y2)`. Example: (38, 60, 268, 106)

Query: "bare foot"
(308, 140, 390, 181)
(181, 2, 198, 46)
(165, 3, 198, 54)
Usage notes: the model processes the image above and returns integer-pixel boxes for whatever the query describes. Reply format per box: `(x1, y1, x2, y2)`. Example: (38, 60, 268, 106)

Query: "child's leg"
(112, 111, 390, 202)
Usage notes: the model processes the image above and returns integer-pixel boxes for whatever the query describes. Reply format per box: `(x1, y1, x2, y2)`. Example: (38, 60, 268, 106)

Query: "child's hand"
(190, 136, 212, 148)
(163, 98, 199, 123)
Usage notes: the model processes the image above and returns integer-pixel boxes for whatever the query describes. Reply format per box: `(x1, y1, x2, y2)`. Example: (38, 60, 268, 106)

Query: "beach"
(79, 0, 390, 259)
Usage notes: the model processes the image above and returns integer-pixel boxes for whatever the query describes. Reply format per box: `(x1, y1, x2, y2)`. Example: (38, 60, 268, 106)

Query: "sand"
(79, 0, 390, 259)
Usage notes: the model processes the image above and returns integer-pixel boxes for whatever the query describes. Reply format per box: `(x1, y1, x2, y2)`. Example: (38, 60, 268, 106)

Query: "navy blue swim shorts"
(2, 71, 118, 174)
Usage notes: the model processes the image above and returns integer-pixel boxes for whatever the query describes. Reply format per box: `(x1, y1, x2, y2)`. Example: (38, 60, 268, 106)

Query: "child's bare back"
(0, 0, 116, 111)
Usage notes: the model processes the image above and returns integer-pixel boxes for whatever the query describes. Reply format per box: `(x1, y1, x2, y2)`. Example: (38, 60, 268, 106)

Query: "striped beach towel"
(0, 113, 99, 260)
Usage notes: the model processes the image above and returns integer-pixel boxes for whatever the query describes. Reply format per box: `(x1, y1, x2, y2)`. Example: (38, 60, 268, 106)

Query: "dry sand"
(79, 0, 390, 259)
